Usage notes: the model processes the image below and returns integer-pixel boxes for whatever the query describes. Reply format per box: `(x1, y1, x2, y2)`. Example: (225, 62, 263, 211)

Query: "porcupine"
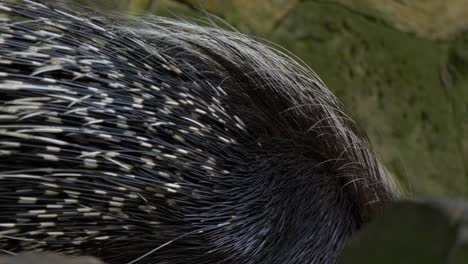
(0, 0, 398, 263)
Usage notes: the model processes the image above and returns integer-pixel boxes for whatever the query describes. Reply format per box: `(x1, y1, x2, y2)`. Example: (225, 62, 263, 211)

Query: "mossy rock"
(340, 199, 468, 264)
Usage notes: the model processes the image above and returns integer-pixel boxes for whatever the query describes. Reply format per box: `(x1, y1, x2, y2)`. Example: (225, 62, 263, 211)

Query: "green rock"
(340, 200, 462, 264)
(270, 1, 468, 197)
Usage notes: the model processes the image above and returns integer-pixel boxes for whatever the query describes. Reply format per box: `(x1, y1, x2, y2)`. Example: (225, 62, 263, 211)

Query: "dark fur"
(0, 1, 397, 263)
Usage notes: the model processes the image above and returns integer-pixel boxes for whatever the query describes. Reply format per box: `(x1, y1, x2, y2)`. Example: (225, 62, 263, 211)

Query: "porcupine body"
(0, 1, 398, 263)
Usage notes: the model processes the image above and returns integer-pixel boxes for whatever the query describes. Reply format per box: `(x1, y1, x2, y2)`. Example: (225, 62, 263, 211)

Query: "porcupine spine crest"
(0, 1, 398, 263)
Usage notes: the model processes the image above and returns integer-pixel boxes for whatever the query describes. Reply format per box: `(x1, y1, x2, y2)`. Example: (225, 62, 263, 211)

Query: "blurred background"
(69, 0, 468, 198)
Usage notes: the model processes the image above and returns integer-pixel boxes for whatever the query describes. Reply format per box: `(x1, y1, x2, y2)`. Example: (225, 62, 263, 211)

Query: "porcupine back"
(0, 1, 398, 263)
